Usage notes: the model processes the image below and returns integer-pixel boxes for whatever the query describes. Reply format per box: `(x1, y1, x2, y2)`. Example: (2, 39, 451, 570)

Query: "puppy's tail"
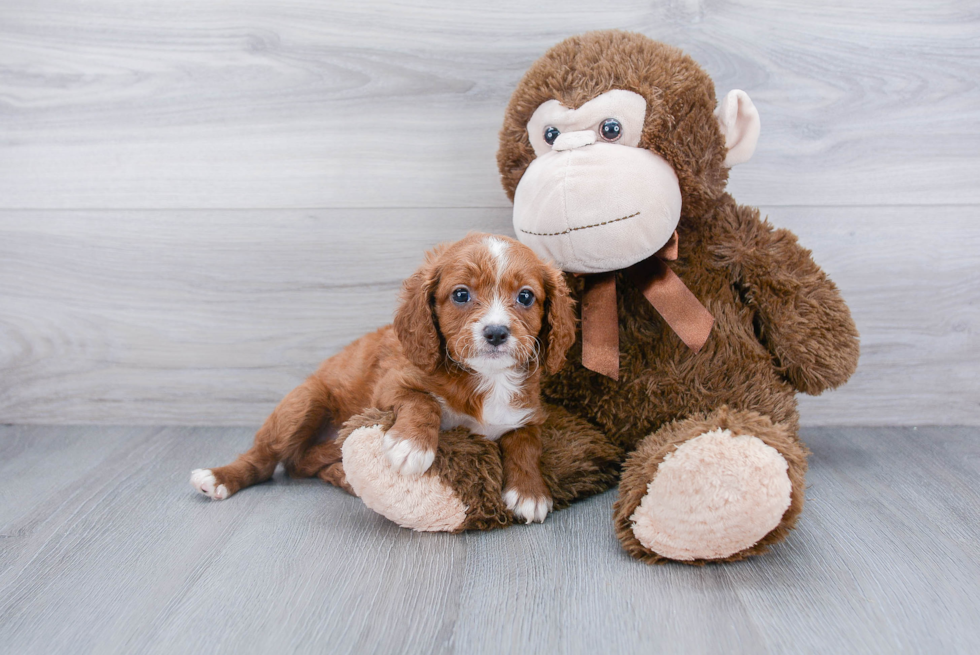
(194, 375, 336, 499)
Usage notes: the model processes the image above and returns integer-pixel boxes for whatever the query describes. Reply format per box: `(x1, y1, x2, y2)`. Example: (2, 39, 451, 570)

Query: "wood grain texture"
(1, 205, 977, 426)
(0, 208, 510, 424)
(0, 425, 978, 654)
(0, 1, 977, 208)
(1, 1, 977, 426)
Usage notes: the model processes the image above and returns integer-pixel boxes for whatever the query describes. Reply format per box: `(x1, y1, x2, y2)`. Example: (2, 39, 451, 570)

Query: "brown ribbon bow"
(581, 231, 714, 380)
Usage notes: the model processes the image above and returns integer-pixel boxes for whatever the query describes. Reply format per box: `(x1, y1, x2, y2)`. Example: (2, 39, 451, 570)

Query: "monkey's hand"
(719, 205, 860, 395)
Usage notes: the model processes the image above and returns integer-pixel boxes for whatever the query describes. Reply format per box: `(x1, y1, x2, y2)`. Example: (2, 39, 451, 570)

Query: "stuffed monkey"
(337, 31, 859, 564)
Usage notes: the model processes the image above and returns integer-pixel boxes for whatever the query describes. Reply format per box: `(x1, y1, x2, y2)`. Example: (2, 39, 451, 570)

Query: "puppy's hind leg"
(286, 440, 342, 479)
(289, 432, 355, 494)
(191, 376, 333, 500)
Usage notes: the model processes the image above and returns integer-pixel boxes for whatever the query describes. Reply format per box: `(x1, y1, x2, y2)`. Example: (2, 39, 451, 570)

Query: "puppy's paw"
(190, 468, 229, 500)
(503, 488, 553, 524)
(382, 432, 436, 477)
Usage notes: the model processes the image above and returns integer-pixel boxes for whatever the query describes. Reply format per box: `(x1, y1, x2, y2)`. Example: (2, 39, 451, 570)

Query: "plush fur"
(334, 30, 859, 565)
(611, 407, 809, 564)
(516, 32, 857, 561)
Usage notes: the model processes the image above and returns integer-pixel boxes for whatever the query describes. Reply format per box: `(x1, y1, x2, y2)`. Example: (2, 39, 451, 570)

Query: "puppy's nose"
(483, 325, 510, 346)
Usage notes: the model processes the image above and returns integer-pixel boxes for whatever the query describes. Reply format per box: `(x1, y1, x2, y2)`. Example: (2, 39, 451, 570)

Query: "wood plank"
(1, 205, 976, 426)
(775, 205, 980, 425)
(0, 425, 136, 530)
(0, 425, 978, 653)
(0, 1, 977, 209)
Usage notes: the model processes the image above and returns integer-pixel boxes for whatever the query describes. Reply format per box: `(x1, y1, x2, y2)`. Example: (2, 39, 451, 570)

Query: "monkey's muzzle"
(513, 141, 682, 274)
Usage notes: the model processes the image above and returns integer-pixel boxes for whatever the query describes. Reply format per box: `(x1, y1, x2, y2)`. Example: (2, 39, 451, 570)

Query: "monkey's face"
(512, 90, 682, 274)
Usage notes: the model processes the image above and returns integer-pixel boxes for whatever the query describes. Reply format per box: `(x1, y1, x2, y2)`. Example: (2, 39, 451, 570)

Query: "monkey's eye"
(451, 287, 471, 305)
(544, 126, 561, 145)
(516, 288, 535, 307)
(600, 118, 622, 142)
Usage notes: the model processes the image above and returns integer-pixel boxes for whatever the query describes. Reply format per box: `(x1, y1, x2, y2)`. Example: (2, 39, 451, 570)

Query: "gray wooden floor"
(1, 425, 977, 654)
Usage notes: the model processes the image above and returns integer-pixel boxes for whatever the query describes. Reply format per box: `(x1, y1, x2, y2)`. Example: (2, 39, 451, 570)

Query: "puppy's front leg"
(379, 387, 441, 477)
(500, 425, 553, 524)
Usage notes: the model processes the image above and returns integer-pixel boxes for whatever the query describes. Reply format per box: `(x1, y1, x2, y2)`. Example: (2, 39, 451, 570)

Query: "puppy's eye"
(451, 287, 471, 305)
(600, 118, 622, 142)
(544, 126, 560, 145)
(516, 288, 535, 307)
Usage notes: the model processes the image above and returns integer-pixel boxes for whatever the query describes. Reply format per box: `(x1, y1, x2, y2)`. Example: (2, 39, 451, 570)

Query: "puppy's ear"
(394, 252, 443, 372)
(539, 265, 577, 375)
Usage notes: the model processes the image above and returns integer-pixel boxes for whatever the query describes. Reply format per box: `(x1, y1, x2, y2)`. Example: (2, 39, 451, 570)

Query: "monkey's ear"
(394, 258, 443, 372)
(540, 266, 577, 375)
(716, 90, 761, 167)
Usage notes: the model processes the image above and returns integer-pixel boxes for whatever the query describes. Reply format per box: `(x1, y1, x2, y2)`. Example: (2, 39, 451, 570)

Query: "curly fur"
(539, 262, 578, 374)
(394, 244, 446, 373)
(191, 233, 578, 513)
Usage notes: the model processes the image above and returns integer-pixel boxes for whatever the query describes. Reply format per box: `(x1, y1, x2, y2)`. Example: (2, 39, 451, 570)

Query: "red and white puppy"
(191, 233, 576, 523)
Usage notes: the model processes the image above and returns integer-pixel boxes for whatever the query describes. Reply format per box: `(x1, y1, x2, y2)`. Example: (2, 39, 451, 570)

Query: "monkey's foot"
(342, 423, 468, 532)
(632, 429, 791, 560)
(614, 408, 807, 564)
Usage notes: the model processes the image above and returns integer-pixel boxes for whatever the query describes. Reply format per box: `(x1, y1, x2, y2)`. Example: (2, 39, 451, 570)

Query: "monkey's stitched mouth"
(518, 211, 640, 237)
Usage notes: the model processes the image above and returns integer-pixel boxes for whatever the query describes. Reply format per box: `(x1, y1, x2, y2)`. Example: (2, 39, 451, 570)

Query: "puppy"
(191, 233, 576, 523)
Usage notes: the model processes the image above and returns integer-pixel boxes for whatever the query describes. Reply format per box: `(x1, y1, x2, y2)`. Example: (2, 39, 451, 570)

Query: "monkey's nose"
(483, 325, 510, 346)
(552, 130, 597, 151)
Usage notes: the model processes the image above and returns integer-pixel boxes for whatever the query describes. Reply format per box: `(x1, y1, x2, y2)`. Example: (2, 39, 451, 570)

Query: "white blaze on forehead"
(484, 236, 509, 281)
(481, 296, 510, 328)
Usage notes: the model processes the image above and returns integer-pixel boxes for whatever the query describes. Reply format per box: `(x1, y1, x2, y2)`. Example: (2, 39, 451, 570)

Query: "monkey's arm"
(720, 204, 860, 395)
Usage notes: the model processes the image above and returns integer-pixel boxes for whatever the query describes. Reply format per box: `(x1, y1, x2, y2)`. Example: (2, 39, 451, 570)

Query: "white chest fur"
(437, 368, 534, 441)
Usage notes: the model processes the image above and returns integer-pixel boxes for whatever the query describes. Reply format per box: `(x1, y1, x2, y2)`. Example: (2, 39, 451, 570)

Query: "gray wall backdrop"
(1, 1, 977, 426)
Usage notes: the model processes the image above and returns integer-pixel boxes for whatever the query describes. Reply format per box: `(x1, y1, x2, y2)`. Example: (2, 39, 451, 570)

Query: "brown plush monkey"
(337, 31, 859, 564)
